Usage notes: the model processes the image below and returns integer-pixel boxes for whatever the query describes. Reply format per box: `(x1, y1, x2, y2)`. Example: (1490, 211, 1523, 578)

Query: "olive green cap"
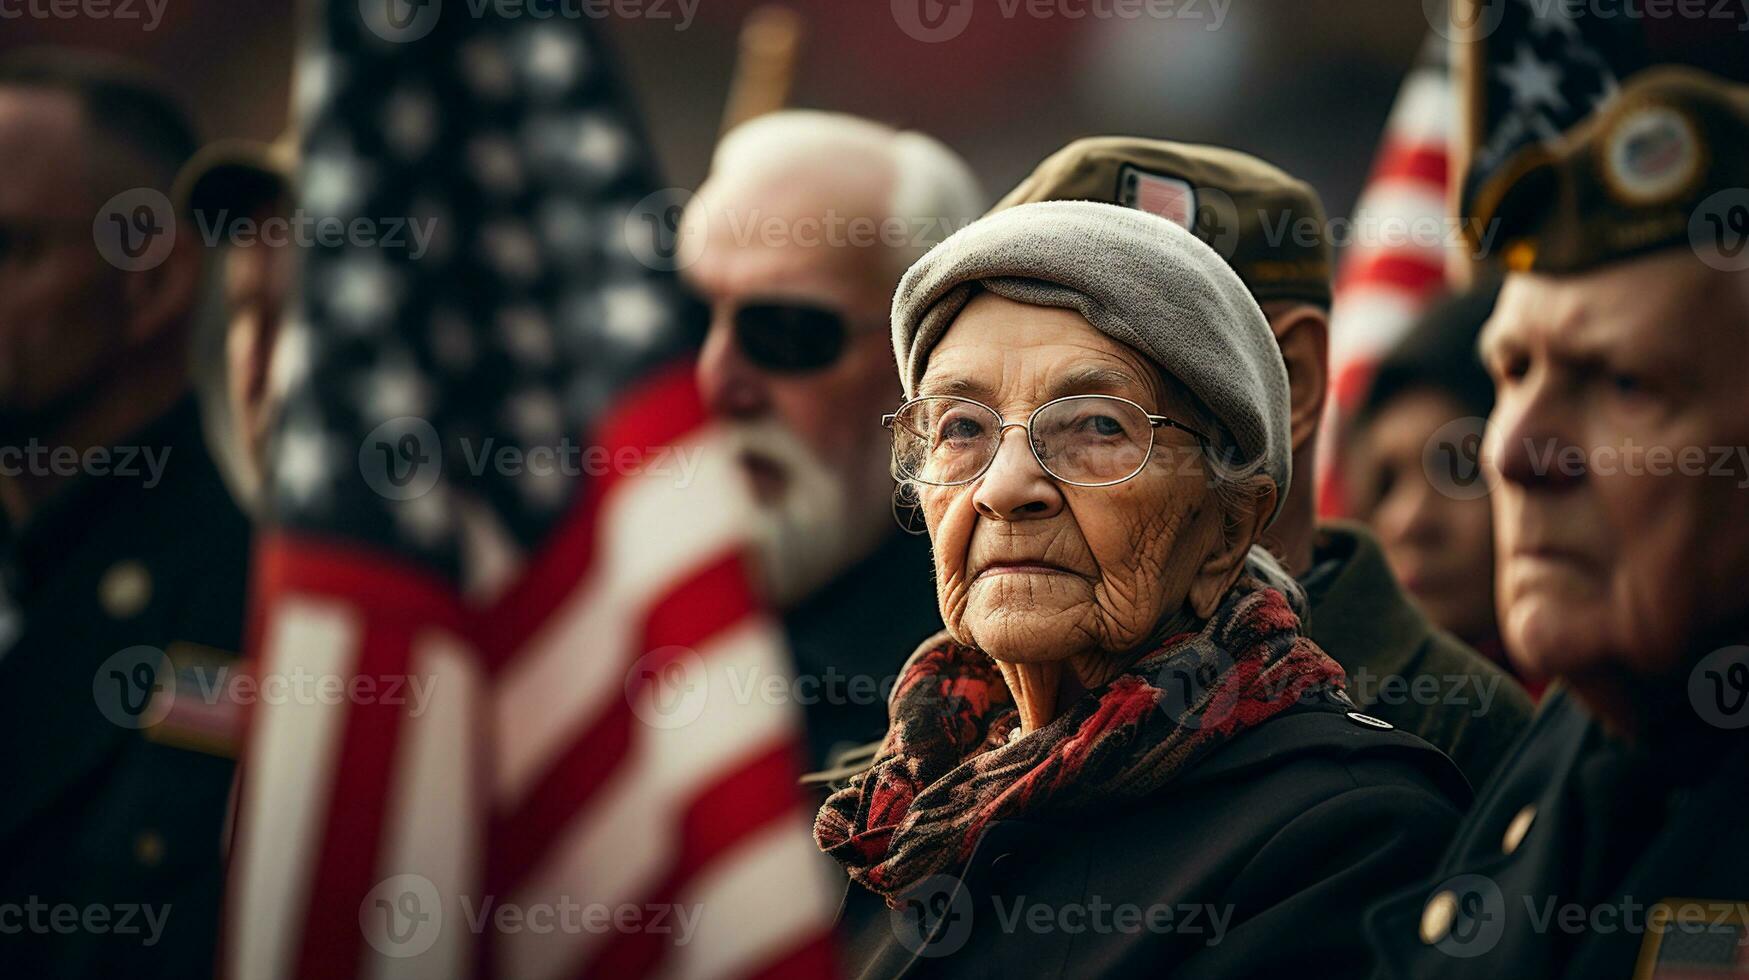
(1472, 67, 1749, 274)
(993, 136, 1334, 308)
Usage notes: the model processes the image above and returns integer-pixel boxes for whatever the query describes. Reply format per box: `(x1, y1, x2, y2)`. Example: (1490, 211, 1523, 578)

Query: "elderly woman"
(815, 202, 1467, 978)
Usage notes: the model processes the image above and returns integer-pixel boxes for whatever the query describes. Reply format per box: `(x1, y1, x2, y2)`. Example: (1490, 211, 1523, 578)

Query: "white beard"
(721, 419, 894, 610)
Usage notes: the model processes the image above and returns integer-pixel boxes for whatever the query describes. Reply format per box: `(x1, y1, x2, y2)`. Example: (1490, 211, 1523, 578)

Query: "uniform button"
(134, 830, 166, 868)
(1502, 804, 1537, 855)
(100, 561, 153, 619)
(1346, 711, 1393, 730)
(1421, 890, 1458, 945)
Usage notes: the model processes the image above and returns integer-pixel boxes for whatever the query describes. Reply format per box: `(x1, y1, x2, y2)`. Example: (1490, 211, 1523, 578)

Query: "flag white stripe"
(364, 632, 485, 980)
(497, 619, 799, 980)
(495, 425, 747, 803)
(228, 600, 362, 980)
(661, 819, 838, 980)
(1384, 69, 1452, 147)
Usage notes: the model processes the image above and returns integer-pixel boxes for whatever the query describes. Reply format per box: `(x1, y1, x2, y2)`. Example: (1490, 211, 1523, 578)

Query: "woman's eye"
(938, 416, 984, 442)
(1084, 414, 1124, 437)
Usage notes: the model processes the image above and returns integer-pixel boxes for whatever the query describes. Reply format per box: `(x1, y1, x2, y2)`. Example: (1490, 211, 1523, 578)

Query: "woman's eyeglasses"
(882, 394, 1209, 488)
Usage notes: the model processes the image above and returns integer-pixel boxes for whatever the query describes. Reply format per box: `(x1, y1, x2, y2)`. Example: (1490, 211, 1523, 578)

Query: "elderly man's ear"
(1269, 304, 1330, 453)
(1187, 481, 1279, 619)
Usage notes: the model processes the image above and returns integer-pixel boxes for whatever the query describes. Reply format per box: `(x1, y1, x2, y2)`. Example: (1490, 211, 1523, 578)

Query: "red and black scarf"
(814, 575, 1346, 905)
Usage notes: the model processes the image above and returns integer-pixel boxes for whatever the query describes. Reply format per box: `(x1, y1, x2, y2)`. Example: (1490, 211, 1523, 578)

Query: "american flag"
(1318, 32, 1455, 515)
(221, 4, 838, 979)
(1461, 0, 1749, 230)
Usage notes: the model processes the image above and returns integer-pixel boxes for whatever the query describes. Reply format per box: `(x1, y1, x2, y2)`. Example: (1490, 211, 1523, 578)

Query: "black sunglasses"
(731, 301, 861, 374)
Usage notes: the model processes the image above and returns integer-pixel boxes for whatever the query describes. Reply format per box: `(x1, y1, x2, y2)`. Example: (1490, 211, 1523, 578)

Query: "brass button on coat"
(1502, 804, 1537, 855)
(1421, 890, 1458, 945)
(99, 560, 153, 619)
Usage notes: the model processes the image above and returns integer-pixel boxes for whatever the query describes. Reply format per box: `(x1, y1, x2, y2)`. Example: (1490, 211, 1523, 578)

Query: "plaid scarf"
(814, 576, 1346, 906)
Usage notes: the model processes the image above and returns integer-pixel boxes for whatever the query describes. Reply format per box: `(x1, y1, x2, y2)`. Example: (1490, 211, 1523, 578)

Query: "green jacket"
(1303, 521, 1533, 792)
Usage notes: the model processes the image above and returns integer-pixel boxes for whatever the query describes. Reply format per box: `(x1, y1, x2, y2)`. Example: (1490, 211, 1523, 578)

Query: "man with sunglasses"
(989, 138, 1533, 792)
(682, 110, 984, 767)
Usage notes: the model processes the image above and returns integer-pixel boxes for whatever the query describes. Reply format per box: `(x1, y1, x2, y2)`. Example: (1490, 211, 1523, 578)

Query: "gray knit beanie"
(891, 200, 1292, 515)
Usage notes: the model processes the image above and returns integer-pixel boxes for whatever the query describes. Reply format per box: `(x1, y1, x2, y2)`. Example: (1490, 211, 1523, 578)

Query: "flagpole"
(720, 5, 802, 135)
(1449, 0, 1483, 288)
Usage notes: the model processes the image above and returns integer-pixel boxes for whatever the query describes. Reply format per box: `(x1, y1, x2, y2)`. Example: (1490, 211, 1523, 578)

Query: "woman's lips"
(975, 561, 1075, 579)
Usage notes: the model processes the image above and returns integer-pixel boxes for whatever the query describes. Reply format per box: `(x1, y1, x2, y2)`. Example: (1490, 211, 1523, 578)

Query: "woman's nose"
(971, 427, 1065, 521)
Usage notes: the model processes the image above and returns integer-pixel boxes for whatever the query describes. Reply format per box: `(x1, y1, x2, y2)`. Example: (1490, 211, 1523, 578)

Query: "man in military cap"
(0, 51, 250, 979)
(1366, 67, 1749, 978)
(990, 137, 1534, 789)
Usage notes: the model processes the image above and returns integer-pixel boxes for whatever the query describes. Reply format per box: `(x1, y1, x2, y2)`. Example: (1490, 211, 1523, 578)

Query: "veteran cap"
(1472, 67, 1749, 274)
(173, 132, 296, 221)
(993, 136, 1334, 308)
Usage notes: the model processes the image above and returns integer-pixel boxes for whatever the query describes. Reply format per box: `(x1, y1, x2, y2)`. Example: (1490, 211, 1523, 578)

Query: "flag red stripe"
(1364, 139, 1448, 192)
(736, 931, 840, 980)
(1338, 251, 1447, 296)
(574, 741, 813, 979)
(478, 361, 710, 670)
(255, 532, 469, 631)
(489, 553, 761, 893)
(291, 608, 422, 979)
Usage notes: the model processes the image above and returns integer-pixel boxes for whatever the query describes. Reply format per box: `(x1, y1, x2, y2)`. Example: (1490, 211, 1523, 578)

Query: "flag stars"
(385, 87, 439, 160)
(522, 28, 586, 96)
(601, 281, 670, 347)
(327, 255, 402, 332)
(1496, 44, 1566, 114)
(303, 142, 371, 217)
(276, 420, 337, 509)
(479, 221, 543, 284)
(468, 134, 526, 197)
(568, 114, 630, 179)
(461, 38, 516, 101)
(392, 484, 454, 548)
(498, 307, 555, 366)
(357, 358, 432, 425)
(504, 389, 565, 445)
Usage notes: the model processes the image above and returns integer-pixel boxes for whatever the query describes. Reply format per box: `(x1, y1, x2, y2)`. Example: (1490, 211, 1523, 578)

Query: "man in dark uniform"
(1367, 67, 1749, 979)
(0, 52, 250, 979)
(983, 138, 1534, 790)
(681, 111, 985, 767)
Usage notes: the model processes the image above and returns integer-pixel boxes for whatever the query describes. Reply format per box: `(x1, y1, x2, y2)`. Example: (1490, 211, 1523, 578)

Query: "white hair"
(708, 109, 986, 278)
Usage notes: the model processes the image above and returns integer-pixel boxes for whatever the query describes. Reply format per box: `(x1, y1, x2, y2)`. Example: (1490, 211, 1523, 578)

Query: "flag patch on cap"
(1603, 104, 1703, 206)
(1119, 164, 1197, 230)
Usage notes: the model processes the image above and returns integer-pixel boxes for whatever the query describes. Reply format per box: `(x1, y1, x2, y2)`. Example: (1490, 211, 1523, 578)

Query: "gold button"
(1502, 804, 1537, 855)
(1421, 890, 1458, 945)
(134, 830, 165, 868)
(100, 561, 153, 619)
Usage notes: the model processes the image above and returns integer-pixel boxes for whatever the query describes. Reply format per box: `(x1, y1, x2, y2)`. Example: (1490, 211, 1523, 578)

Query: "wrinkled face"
(1347, 389, 1497, 645)
(0, 88, 128, 427)
(683, 165, 903, 604)
(1481, 252, 1749, 684)
(914, 293, 1236, 664)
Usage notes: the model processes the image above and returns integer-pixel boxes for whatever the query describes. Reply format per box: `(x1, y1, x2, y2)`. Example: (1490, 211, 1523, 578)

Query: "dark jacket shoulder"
(1305, 520, 1532, 791)
(838, 697, 1467, 980)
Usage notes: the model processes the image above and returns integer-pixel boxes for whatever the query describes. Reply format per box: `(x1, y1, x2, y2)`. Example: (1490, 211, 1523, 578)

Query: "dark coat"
(1366, 687, 1749, 980)
(833, 691, 1470, 980)
(1305, 522, 1533, 789)
(784, 529, 941, 768)
(0, 398, 251, 980)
